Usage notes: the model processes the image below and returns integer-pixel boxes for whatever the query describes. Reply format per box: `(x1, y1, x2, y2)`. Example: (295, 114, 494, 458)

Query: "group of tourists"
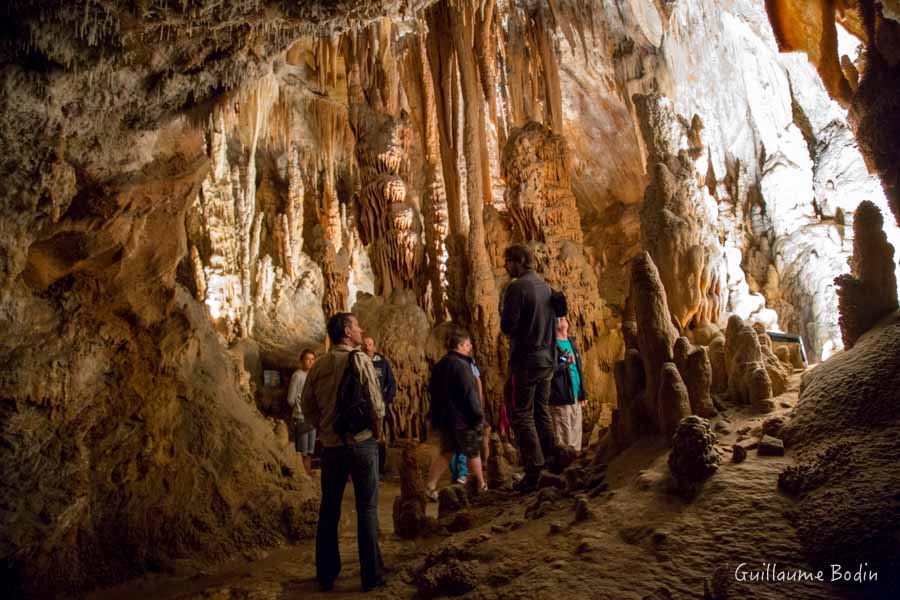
(292, 243, 587, 592)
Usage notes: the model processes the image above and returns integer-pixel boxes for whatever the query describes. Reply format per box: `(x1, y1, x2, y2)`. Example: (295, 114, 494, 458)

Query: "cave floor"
(88, 374, 873, 599)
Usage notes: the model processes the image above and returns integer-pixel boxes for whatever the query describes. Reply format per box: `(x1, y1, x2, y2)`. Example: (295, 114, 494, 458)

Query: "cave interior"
(1, 0, 900, 598)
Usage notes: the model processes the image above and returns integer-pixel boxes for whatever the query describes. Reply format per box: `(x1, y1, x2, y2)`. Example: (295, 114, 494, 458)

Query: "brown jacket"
(300, 344, 385, 447)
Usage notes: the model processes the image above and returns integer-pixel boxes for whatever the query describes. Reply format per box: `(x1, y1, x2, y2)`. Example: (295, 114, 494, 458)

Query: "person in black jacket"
(363, 336, 396, 479)
(550, 316, 587, 451)
(500, 244, 557, 492)
(425, 328, 486, 500)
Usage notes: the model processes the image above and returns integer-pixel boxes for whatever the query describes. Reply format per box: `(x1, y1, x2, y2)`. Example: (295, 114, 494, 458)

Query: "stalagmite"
(673, 337, 716, 418)
(725, 315, 775, 411)
(657, 362, 691, 438)
(631, 252, 679, 417)
(634, 93, 726, 333)
(835, 200, 899, 348)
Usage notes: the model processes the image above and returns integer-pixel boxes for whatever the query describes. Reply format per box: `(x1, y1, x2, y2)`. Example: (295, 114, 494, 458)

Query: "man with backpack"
(301, 312, 385, 592)
(500, 244, 558, 493)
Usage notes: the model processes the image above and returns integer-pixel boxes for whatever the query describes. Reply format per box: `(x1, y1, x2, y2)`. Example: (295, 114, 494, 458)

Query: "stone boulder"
(668, 416, 720, 485)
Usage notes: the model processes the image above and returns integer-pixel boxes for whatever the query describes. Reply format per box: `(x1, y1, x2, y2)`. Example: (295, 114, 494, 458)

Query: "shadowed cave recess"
(1, 0, 899, 598)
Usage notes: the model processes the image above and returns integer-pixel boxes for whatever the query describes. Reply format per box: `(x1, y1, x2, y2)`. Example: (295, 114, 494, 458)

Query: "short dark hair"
(300, 348, 315, 360)
(326, 312, 355, 345)
(446, 327, 471, 351)
(504, 244, 533, 269)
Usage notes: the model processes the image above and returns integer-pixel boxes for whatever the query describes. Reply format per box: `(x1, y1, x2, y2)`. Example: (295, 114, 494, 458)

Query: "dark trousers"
(316, 437, 383, 590)
(507, 367, 555, 472)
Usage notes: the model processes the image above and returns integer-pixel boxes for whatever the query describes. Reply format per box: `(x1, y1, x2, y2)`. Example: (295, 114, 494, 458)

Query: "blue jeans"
(316, 437, 383, 590)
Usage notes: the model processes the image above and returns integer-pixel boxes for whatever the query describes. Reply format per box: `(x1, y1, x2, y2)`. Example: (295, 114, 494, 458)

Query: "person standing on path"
(500, 244, 557, 493)
(363, 336, 396, 479)
(550, 316, 587, 451)
(287, 348, 317, 474)
(425, 328, 488, 499)
(301, 313, 386, 592)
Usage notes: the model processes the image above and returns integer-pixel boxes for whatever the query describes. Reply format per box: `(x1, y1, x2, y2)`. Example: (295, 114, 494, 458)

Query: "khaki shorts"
(439, 426, 483, 458)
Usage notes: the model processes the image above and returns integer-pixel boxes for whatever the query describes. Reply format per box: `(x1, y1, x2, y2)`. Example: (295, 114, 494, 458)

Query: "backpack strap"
(339, 350, 360, 447)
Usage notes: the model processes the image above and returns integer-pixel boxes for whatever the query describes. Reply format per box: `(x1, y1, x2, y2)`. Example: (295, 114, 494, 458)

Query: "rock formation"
(353, 290, 431, 442)
(835, 200, 899, 348)
(657, 363, 692, 437)
(724, 315, 775, 411)
(668, 416, 720, 487)
(634, 93, 727, 333)
(630, 252, 679, 415)
(392, 440, 428, 539)
(613, 253, 714, 444)
(185, 110, 327, 366)
(672, 337, 716, 418)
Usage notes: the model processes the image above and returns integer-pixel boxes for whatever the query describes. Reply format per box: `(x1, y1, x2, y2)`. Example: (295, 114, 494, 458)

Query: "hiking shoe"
(456, 476, 467, 485)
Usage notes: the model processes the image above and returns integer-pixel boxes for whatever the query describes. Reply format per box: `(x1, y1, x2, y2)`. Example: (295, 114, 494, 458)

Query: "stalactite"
(401, 17, 450, 322)
(426, 2, 464, 237)
(321, 241, 349, 318)
(342, 24, 424, 299)
(190, 245, 206, 301)
(449, 0, 503, 424)
(531, 7, 564, 133)
(475, 0, 501, 143)
(286, 145, 304, 278)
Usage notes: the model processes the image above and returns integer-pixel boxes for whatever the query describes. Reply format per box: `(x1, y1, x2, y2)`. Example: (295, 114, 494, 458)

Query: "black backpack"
(335, 350, 374, 441)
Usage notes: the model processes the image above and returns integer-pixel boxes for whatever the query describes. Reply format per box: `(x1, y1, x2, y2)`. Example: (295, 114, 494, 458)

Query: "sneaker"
(425, 486, 439, 502)
(456, 476, 467, 485)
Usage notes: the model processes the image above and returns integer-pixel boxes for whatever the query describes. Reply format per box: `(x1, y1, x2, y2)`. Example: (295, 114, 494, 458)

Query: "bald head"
(363, 336, 376, 357)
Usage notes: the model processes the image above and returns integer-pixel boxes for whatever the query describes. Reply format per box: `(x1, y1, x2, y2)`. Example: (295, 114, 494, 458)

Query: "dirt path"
(89, 470, 446, 600)
(90, 374, 878, 599)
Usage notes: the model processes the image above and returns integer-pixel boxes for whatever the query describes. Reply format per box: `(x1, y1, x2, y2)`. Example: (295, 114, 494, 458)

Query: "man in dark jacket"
(363, 336, 396, 478)
(424, 328, 487, 499)
(500, 244, 557, 492)
(550, 316, 587, 451)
